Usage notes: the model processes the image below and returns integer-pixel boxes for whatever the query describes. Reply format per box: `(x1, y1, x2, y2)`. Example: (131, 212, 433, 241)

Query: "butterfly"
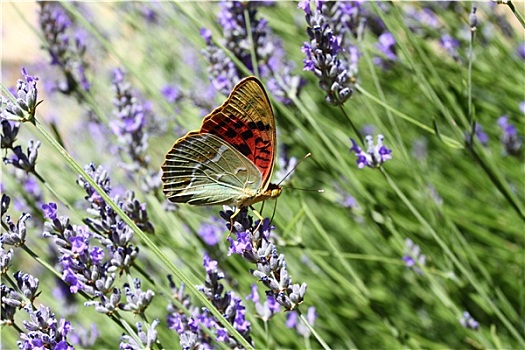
(161, 76, 282, 219)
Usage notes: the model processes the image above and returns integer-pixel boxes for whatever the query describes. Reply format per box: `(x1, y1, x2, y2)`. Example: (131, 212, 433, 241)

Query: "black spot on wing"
(241, 129, 254, 139)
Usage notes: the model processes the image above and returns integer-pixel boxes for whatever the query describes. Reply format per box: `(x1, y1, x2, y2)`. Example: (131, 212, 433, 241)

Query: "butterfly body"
(161, 77, 281, 210)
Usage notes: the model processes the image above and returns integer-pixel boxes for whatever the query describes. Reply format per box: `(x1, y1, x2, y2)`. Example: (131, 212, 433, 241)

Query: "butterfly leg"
(250, 205, 265, 233)
(227, 207, 242, 237)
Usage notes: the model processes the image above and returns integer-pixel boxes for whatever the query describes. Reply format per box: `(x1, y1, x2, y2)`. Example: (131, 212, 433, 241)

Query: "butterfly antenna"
(277, 153, 312, 186)
(283, 185, 324, 193)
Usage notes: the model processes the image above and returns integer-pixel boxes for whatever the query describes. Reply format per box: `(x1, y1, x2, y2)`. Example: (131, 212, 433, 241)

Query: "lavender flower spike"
(202, 1, 304, 103)
(1, 68, 40, 122)
(497, 115, 523, 158)
(300, 0, 362, 105)
(350, 134, 392, 169)
(460, 311, 480, 330)
(222, 208, 308, 310)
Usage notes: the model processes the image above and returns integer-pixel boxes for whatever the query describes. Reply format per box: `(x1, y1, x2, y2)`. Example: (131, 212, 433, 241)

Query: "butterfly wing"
(199, 77, 276, 190)
(161, 132, 263, 206)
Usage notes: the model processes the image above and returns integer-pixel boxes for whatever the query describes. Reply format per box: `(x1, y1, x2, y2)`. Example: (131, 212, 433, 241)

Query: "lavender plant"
(38, 2, 91, 98)
(299, 0, 363, 105)
(1, 195, 75, 349)
(167, 253, 253, 349)
(221, 209, 307, 311)
(201, 1, 304, 103)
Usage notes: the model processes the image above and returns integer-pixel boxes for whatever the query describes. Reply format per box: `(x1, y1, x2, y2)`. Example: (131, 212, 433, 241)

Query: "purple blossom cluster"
(42, 163, 154, 314)
(119, 320, 159, 349)
(1, 195, 75, 349)
(38, 2, 91, 96)
(460, 311, 480, 330)
(350, 134, 392, 169)
(1, 68, 40, 122)
(0, 69, 45, 217)
(109, 68, 161, 192)
(402, 238, 426, 274)
(286, 306, 317, 337)
(1, 70, 40, 169)
(201, 1, 304, 104)
(109, 68, 163, 192)
(166, 254, 253, 349)
(299, 0, 362, 105)
(373, 32, 398, 69)
(110, 68, 151, 171)
(246, 283, 280, 322)
(497, 115, 523, 158)
(222, 208, 307, 311)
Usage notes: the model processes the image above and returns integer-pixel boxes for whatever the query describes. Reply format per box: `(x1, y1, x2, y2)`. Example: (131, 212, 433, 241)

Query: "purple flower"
(221, 208, 307, 311)
(69, 323, 98, 348)
(341, 194, 358, 209)
(373, 32, 397, 69)
(286, 306, 317, 337)
(402, 238, 426, 274)
(286, 311, 298, 328)
(246, 284, 260, 303)
(300, 0, 362, 105)
(202, 252, 218, 273)
(69, 236, 88, 254)
(497, 115, 523, 157)
(227, 231, 253, 256)
(1, 68, 40, 121)
(247, 283, 280, 321)
(3, 140, 41, 173)
(62, 266, 82, 294)
(109, 68, 155, 177)
(440, 34, 460, 60)
(1, 119, 21, 149)
(350, 134, 392, 169)
(198, 220, 222, 246)
(475, 123, 489, 146)
(161, 85, 182, 104)
(460, 311, 480, 330)
(200, 27, 212, 45)
(202, 1, 303, 103)
(38, 2, 91, 95)
(42, 202, 58, 220)
(89, 246, 104, 264)
(377, 32, 397, 60)
(404, 5, 440, 33)
(167, 313, 185, 334)
(517, 43, 525, 59)
(297, 0, 311, 16)
(167, 252, 254, 348)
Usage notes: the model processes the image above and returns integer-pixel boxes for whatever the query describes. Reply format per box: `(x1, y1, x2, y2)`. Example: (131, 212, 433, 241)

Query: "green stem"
(355, 84, 462, 149)
(339, 106, 364, 146)
(297, 309, 332, 350)
(380, 168, 524, 344)
(467, 18, 476, 142)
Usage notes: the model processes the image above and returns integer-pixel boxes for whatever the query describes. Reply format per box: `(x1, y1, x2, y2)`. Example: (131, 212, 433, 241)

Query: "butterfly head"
(266, 183, 282, 199)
